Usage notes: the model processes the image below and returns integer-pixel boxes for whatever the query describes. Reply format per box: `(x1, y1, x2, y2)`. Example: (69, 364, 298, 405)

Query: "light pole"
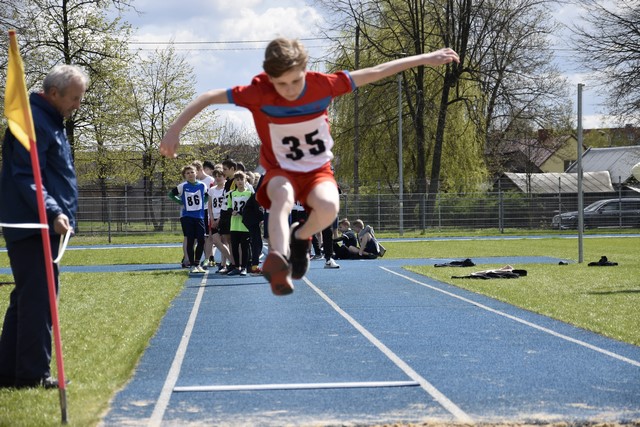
(398, 71, 404, 236)
(577, 83, 585, 263)
(393, 52, 406, 236)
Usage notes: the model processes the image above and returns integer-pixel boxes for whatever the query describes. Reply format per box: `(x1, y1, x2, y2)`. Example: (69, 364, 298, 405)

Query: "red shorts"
(256, 163, 336, 211)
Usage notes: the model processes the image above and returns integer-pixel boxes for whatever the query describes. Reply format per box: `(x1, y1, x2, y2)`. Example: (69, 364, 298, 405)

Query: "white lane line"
(148, 272, 208, 427)
(382, 267, 640, 368)
(174, 380, 418, 392)
(302, 276, 473, 424)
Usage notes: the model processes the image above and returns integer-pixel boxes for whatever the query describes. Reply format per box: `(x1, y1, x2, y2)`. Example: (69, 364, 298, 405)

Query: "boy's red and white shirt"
(228, 71, 355, 173)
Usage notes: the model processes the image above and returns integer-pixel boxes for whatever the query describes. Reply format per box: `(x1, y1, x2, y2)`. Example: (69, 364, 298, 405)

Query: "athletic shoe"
(217, 267, 229, 275)
(227, 268, 241, 276)
(240, 268, 247, 276)
(324, 258, 340, 269)
(250, 265, 263, 275)
(190, 265, 204, 274)
(289, 222, 311, 280)
(208, 258, 216, 267)
(311, 253, 324, 260)
(15, 376, 69, 389)
(262, 251, 293, 296)
(378, 244, 386, 257)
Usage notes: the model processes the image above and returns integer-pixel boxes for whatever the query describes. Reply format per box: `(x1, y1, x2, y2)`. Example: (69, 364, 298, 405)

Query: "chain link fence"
(68, 189, 637, 237)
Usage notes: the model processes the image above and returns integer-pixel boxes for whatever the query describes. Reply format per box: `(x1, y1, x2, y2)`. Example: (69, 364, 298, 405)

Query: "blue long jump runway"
(97, 255, 639, 425)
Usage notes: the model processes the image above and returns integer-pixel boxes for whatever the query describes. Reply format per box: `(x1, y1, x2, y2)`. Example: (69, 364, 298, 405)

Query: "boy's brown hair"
(339, 218, 350, 228)
(263, 38, 308, 78)
(233, 170, 247, 181)
(352, 219, 364, 230)
(181, 165, 195, 177)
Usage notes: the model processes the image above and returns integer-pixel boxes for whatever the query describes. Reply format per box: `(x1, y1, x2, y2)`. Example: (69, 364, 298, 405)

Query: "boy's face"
(184, 169, 196, 183)
(214, 173, 225, 185)
(222, 165, 235, 179)
(339, 223, 349, 233)
(268, 67, 306, 101)
(235, 177, 245, 191)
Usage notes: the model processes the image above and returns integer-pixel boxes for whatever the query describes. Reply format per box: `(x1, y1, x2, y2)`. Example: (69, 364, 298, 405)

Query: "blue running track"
(96, 255, 640, 426)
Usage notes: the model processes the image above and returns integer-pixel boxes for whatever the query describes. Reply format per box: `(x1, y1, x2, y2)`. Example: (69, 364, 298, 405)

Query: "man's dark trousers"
(0, 234, 60, 384)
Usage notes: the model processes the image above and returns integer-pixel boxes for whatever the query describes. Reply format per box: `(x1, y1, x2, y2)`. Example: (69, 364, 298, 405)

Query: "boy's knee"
(268, 179, 294, 208)
(315, 198, 339, 218)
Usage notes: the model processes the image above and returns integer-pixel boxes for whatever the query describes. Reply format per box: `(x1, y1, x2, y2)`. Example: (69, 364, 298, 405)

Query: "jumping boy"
(160, 37, 459, 295)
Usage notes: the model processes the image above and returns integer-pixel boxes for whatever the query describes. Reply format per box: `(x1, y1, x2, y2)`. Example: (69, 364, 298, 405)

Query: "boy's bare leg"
(295, 181, 340, 240)
(211, 233, 232, 267)
(265, 176, 295, 255)
(204, 234, 213, 265)
(262, 176, 295, 295)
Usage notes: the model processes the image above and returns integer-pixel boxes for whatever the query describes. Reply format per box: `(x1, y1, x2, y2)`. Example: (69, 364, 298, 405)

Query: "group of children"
(169, 158, 265, 276)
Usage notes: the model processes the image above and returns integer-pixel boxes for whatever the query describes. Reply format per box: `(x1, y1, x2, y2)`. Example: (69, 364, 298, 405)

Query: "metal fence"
(65, 189, 636, 237)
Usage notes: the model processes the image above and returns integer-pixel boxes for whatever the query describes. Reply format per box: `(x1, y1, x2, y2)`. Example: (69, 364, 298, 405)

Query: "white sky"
(119, 0, 615, 130)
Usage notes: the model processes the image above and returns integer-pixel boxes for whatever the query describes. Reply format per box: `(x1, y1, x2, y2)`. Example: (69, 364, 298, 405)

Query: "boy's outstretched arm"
(160, 89, 229, 158)
(349, 47, 459, 88)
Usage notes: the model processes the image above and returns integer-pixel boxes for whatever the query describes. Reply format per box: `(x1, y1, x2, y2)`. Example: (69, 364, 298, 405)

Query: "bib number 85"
(282, 130, 326, 161)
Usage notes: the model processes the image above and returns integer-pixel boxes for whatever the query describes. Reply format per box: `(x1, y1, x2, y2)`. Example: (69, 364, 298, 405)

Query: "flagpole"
(7, 30, 68, 424)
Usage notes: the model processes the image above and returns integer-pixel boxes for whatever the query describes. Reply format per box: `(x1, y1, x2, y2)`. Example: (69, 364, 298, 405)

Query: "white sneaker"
(324, 258, 340, 269)
(191, 265, 205, 274)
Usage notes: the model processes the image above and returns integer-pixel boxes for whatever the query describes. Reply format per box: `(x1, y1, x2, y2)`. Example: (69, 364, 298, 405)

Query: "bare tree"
(569, 0, 640, 123)
(120, 45, 223, 230)
(318, 0, 566, 198)
(0, 0, 136, 158)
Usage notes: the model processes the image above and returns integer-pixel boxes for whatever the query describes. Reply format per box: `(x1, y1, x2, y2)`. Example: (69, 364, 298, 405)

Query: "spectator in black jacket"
(333, 218, 359, 260)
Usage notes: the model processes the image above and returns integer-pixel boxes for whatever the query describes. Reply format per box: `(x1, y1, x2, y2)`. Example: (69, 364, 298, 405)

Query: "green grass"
(0, 271, 184, 426)
(0, 234, 638, 425)
(379, 236, 640, 345)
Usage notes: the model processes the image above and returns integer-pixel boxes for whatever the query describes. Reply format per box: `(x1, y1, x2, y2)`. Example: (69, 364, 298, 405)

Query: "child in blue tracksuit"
(169, 165, 208, 273)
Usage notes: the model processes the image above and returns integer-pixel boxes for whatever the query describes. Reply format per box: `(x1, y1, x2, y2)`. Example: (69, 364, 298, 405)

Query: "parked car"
(552, 198, 640, 229)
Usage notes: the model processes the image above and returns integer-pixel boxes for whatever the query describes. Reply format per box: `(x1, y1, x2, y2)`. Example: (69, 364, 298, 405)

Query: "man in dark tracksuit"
(0, 65, 88, 388)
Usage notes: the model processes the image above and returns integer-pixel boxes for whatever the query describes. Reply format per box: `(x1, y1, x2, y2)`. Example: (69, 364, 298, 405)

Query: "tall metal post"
(577, 84, 584, 263)
(353, 25, 360, 196)
(398, 72, 404, 236)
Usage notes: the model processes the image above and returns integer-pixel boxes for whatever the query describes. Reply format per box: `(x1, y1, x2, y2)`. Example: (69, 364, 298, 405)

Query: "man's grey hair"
(43, 64, 89, 94)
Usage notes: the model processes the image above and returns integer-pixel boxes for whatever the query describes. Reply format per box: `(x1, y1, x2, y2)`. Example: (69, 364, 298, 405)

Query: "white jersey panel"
(268, 115, 334, 172)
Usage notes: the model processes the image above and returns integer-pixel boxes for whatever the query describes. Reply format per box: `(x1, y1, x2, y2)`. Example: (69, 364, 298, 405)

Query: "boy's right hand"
(160, 129, 179, 158)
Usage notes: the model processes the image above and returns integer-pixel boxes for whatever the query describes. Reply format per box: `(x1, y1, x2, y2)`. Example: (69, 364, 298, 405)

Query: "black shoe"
(15, 376, 69, 389)
(289, 222, 311, 280)
(0, 375, 15, 388)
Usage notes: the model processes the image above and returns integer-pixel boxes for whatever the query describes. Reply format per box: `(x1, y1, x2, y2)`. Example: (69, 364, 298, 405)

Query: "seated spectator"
(352, 219, 385, 259)
(333, 218, 359, 260)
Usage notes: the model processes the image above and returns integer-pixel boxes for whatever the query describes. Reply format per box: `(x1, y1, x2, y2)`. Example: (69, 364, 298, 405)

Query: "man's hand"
(53, 214, 73, 235)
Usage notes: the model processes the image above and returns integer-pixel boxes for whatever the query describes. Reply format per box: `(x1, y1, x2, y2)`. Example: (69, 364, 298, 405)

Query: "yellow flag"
(4, 30, 35, 151)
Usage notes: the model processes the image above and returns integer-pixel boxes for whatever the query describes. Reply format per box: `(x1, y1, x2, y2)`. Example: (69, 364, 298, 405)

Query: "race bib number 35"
(269, 116, 334, 172)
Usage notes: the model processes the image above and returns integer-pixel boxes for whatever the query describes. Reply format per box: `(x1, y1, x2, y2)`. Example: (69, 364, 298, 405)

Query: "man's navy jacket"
(0, 92, 78, 242)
